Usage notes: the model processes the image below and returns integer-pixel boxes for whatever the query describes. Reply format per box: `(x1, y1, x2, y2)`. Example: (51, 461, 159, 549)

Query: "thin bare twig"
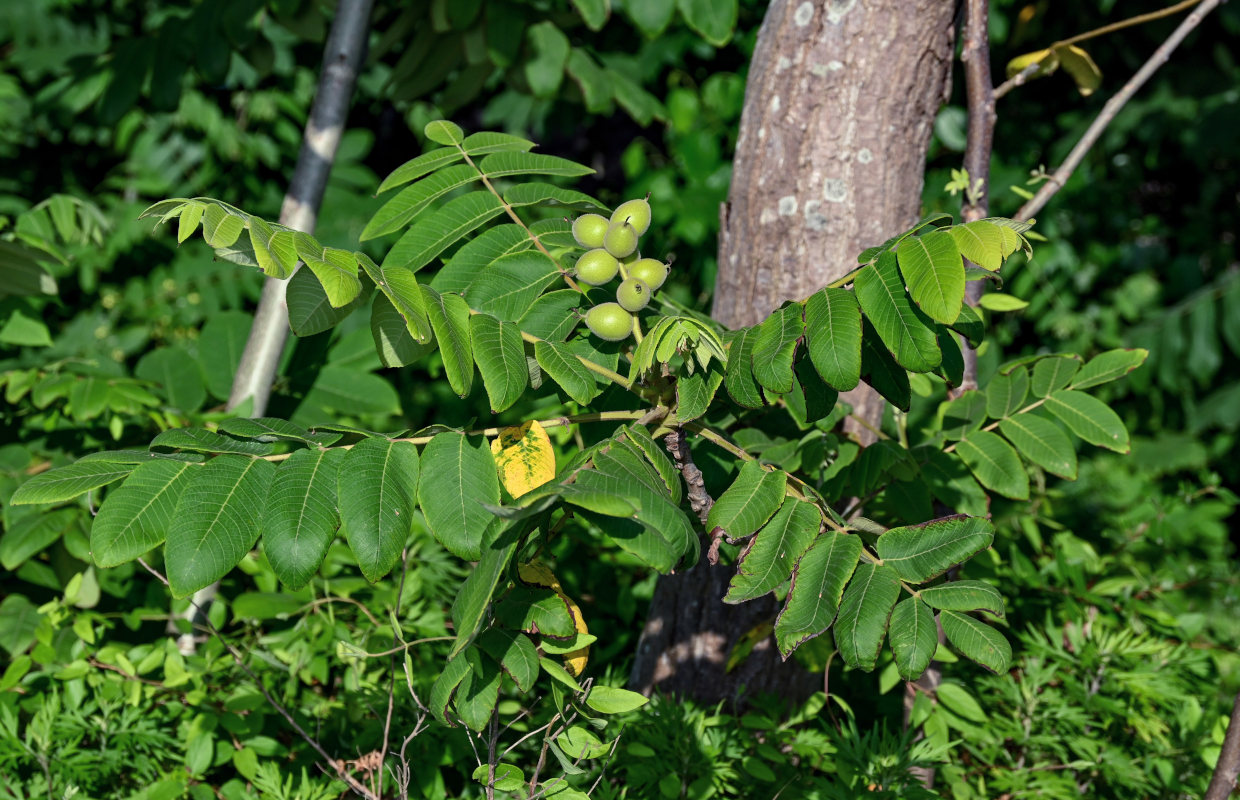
(1014, 0, 1222, 222)
(137, 559, 380, 800)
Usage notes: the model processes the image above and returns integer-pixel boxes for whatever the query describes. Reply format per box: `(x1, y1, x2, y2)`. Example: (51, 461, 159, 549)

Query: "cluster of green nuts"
(572, 197, 670, 342)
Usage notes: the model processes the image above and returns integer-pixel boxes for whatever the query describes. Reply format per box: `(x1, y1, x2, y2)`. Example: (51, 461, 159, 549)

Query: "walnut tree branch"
(1014, 0, 1222, 222)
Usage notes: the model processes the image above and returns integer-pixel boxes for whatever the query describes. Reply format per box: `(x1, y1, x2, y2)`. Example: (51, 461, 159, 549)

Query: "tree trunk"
(630, 0, 956, 703)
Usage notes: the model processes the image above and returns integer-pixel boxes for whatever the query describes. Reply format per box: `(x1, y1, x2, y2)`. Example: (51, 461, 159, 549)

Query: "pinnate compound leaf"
(1070, 348, 1149, 390)
(888, 597, 938, 680)
(853, 251, 941, 372)
(876, 515, 994, 584)
(955, 430, 1029, 499)
(706, 461, 786, 540)
(896, 230, 964, 324)
(337, 438, 419, 583)
(804, 288, 861, 391)
(165, 457, 275, 597)
(419, 433, 500, 561)
(999, 414, 1077, 479)
(941, 610, 1011, 673)
(1043, 389, 1130, 453)
(724, 498, 820, 603)
(774, 531, 862, 657)
(420, 285, 475, 397)
(262, 448, 345, 590)
(12, 461, 134, 505)
(750, 304, 802, 394)
(91, 460, 194, 567)
(470, 314, 527, 412)
(535, 340, 599, 405)
(835, 563, 901, 671)
(919, 580, 1004, 617)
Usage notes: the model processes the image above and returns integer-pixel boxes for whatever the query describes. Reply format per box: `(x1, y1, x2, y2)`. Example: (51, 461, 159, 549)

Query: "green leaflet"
(919, 580, 1005, 617)
(724, 327, 764, 409)
(621, 425, 683, 504)
(941, 390, 987, 440)
(456, 650, 503, 732)
(1070, 348, 1149, 390)
(916, 448, 989, 518)
(804, 288, 862, 391)
(337, 438, 420, 583)
(949, 303, 985, 348)
(151, 427, 274, 457)
(287, 268, 368, 337)
(860, 321, 911, 411)
(432, 224, 532, 296)
(419, 285, 475, 398)
(876, 515, 994, 583)
(382, 191, 506, 273)
(289, 234, 362, 308)
(592, 441, 697, 560)
(90, 460, 195, 567)
(853, 251, 941, 372)
(535, 340, 600, 405)
(677, 0, 738, 46)
(376, 146, 464, 195)
(470, 314, 527, 413)
(986, 366, 1030, 420)
(451, 523, 520, 657)
(896, 230, 964, 324)
(999, 414, 1078, 479)
(246, 218, 297, 279)
(462, 131, 537, 155)
(941, 610, 1012, 673)
(357, 252, 432, 344)
(465, 250, 561, 322)
(834, 563, 901, 671)
(949, 220, 1005, 270)
(419, 432, 500, 561)
(1031, 355, 1081, 397)
(750, 303, 803, 394)
(955, 430, 1029, 500)
(724, 498, 820, 604)
(518, 290, 583, 342)
(430, 650, 473, 726)
(425, 120, 465, 146)
(261, 448, 345, 590)
(888, 597, 938, 680)
(476, 628, 539, 693)
(217, 417, 340, 447)
(774, 531, 862, 657)
(675, 370, 721, 423)
(503, 182, 605, 212)
(11, 460, 135, 505)
(1043, 389, 1131, 453)
(706, 461, 787, 540)
(476, 151, 594, 179)
(362, 164, 482, 241)
(165, 456, 275, 597)
(371, 293, 434, 367)
(494, 584, 576, 639)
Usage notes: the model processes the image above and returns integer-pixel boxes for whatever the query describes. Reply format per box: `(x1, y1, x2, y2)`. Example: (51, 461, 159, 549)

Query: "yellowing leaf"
(726, 620, 773, 673)
(1057, 45, 1101, 96)
(518, 561, 590, 676)
(491, 420, 555, 498)
(1005, 48, 1057, 80)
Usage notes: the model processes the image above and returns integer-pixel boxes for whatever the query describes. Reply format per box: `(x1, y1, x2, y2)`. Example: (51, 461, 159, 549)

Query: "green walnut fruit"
(616, 277, 652, 312)
(603, 222, 639, 259)
(627, 258, 669, 291)
(610, 198, 651, 236)
(575, 248, 620, 285)
(585, 302, 633, 342)
(572, 214, 609, 249)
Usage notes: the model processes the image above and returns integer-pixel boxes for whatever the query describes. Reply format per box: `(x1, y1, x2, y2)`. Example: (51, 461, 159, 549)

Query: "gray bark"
(630, 0, 957, 702)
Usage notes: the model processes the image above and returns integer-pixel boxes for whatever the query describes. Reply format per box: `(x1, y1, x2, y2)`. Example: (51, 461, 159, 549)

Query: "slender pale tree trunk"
(631, 0, 957, 701)
(174, 0, 375, 653)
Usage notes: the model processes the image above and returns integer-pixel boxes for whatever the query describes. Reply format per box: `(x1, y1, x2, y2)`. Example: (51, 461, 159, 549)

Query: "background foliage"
(1, 1, 1237, 798)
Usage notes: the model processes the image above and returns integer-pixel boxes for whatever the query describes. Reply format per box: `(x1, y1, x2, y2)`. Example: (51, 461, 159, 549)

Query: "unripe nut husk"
(616, 277, 652, 312)
(572, 214, 609, 249)
(585, 302, 633, 342)
(575, 248, 620, 285)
